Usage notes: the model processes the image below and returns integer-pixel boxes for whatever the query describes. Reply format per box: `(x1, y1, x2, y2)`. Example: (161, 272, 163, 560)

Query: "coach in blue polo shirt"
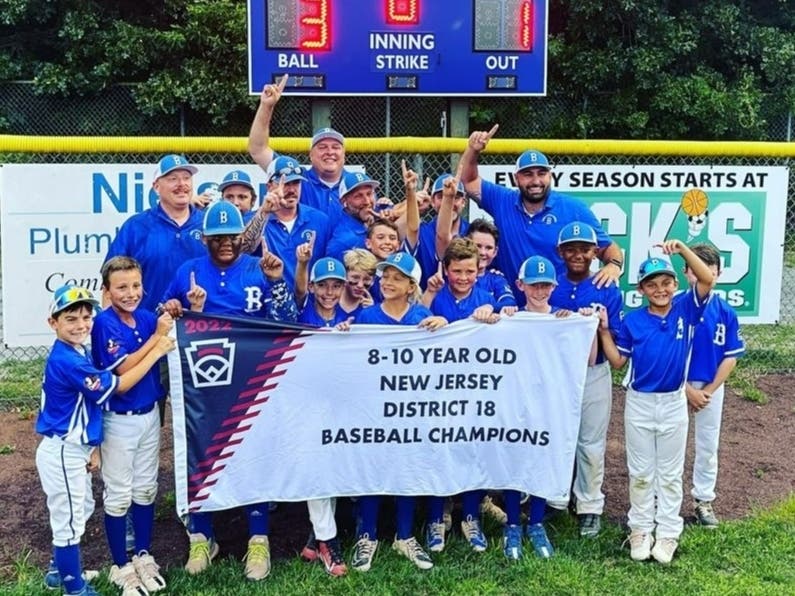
(460, 127, 624, 305)
(248, 76, 346, 216)
(105, 154, 206, 313)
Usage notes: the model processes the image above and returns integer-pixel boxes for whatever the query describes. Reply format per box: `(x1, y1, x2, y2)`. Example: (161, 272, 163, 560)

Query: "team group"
(35, 76, 744, 596)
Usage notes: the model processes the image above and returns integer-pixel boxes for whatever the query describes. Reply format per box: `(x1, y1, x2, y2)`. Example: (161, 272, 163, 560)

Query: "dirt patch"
(2, 375, 794, 575)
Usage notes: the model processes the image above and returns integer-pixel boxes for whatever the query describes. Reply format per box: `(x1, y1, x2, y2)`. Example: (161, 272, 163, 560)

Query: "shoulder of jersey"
(487, 268, 505, 278)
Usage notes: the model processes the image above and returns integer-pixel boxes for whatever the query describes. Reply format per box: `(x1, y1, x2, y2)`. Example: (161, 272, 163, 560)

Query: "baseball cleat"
(392, 535, 433, 570)
(243, 535, 271, 581)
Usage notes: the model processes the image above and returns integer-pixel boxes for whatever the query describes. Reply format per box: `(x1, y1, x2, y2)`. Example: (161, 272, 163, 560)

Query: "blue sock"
(503, 490, 522, 526)
(104, 513, 128, 566)
(54, 544, 84, 594)
(357, 496, 380, 538)
(462, 490, 484, 520)
(131, 502, 155, 555)
(246, 502, 270, 536)
(188, 512, 214, 539)
(529, 495, 546, 525)
(427, 496, 445, 524)
(395, 496, 416, 540)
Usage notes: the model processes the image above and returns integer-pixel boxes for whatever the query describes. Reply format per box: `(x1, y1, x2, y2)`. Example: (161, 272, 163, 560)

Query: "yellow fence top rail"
(0, 135, 794, 157)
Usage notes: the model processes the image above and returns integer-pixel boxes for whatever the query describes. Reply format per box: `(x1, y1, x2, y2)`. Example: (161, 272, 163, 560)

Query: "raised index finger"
(485, 123, 500, 139)
(401, 159, 408, 177)
(277, 73, 288, 91)
(190, 271, 196, 288)
(423, 176, 431, 193)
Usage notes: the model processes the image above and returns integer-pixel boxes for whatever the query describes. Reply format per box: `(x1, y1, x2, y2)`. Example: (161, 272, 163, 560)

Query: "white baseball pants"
(625, 387, 688, 539)
(36, 437, 95, 547)
(307, 498, 338, 541)
(690, 381, 725, 503)
(574, 361, 613, 515)
(100, 408, 161, 514)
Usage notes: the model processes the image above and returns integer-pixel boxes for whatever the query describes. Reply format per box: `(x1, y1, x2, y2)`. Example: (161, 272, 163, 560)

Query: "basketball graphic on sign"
(681, 188, 710, 241)
(681, 188, 709, 216)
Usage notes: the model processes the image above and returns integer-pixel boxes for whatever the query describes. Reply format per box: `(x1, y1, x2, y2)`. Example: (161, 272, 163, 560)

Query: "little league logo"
(185, 338, 236, 388)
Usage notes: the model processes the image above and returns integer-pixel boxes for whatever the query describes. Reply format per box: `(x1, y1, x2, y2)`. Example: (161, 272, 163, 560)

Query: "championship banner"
(168, 312, 597, 516)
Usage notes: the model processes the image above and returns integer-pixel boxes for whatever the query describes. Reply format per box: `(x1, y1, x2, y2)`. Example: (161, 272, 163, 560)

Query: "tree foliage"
(1, 0, 794, 138)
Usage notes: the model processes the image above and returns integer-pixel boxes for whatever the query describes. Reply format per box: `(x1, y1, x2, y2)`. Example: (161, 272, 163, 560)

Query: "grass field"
(4, 496, 795, 595)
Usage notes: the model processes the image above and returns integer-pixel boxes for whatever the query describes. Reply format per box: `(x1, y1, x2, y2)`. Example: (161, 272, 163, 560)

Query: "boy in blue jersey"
(297, 256, 350, 328)
(352, 252, 446, 573)
(598, 240, 714, 564)
(421, 237, 499, 554)
(549, 222, 623, 537)
(161, 201, 297, 581)
(500, 256, 584, 560)
(219, 170, 257, 223)
(91, 257, 175, 596)
(683, 244, 745, 529)
(291, 251, 350, 575)
(339, 249, 378, 317)
(435, 169, 515, 310)
(37, 285, 174, 596)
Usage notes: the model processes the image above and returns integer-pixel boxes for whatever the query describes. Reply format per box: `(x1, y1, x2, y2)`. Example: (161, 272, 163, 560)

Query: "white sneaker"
(651, 537, 678, 564)
(184, 532, 219, 575)
(132, 552, 166, 592)
(243, 535, 271, 581)
(628, 530, 654, 561)
(109, 562, 149, 596)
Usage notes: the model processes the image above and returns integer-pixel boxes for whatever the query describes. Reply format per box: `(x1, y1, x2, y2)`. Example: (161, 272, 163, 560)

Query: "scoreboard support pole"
(312, 100, 332, 134)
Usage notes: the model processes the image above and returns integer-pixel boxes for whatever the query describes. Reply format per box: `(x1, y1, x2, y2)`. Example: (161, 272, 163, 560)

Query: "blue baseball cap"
(311, 127, 345, 147)
(218, 170, 255, 193)
(637, 257, 676, 283)
(376, 252, 422, 285)
(203, 201, 245, 236)
(515, 149, 551, 173)
(557, 221, 598, 246)
(518, 256, 558, 285)
(50, 285, 99, 316)
(339, 171, 380, 198)
(431, 174, 465, 196)
(310, 257, 347, 283)
(267, 156, 306, 184)
(153, 154, 198, 182)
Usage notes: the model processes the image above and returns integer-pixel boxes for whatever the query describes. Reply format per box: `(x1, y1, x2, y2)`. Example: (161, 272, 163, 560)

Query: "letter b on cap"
(220, 212, 228, 224)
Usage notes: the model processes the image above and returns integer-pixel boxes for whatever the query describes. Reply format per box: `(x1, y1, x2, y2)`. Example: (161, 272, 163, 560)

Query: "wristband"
(608, 258, 623, 268)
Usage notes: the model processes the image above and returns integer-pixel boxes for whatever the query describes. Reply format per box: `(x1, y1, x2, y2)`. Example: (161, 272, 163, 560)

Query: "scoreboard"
(247, 0, 548, 96)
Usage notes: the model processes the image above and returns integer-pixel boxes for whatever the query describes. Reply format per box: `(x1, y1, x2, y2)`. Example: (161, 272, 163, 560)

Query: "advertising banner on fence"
(475, 165, 789, 324)
(167, 312, 596, 515)
(1, 163, 787, 345)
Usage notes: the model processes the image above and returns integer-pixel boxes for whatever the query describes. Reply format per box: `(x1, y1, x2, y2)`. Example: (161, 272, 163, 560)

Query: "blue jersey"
(163, 255, 298, 322)
(429, 285, 497, 323)
(36, 339, 118, 445)
(616, 288, 708, 393)
(550, 273, 623, 364)
(91, 307, 164, 412)
(480, 182, 611, 306)
(105, 204, 206, 312)
(685, 293, 745, 383)
(356, 303, 433, 325)
(300, 167, 343, 218)
(298, 296, 349, 327)
(409, 218, 470, 290)
(476, 269, 517, 308)
(262, 205, 331, 291)
(326, 211, 368, 261)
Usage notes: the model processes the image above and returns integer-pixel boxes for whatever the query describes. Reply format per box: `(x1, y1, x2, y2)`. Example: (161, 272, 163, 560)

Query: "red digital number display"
(300, 0, 331, 51)
(519, 0, 533, 50)
(386, 0, 419, 25)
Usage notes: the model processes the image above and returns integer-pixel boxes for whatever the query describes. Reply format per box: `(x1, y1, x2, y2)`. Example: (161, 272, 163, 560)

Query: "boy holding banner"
(161, 201, 297, 581)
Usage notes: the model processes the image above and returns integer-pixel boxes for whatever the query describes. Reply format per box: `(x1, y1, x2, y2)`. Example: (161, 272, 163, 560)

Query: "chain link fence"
(1, 82, 793, 406)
